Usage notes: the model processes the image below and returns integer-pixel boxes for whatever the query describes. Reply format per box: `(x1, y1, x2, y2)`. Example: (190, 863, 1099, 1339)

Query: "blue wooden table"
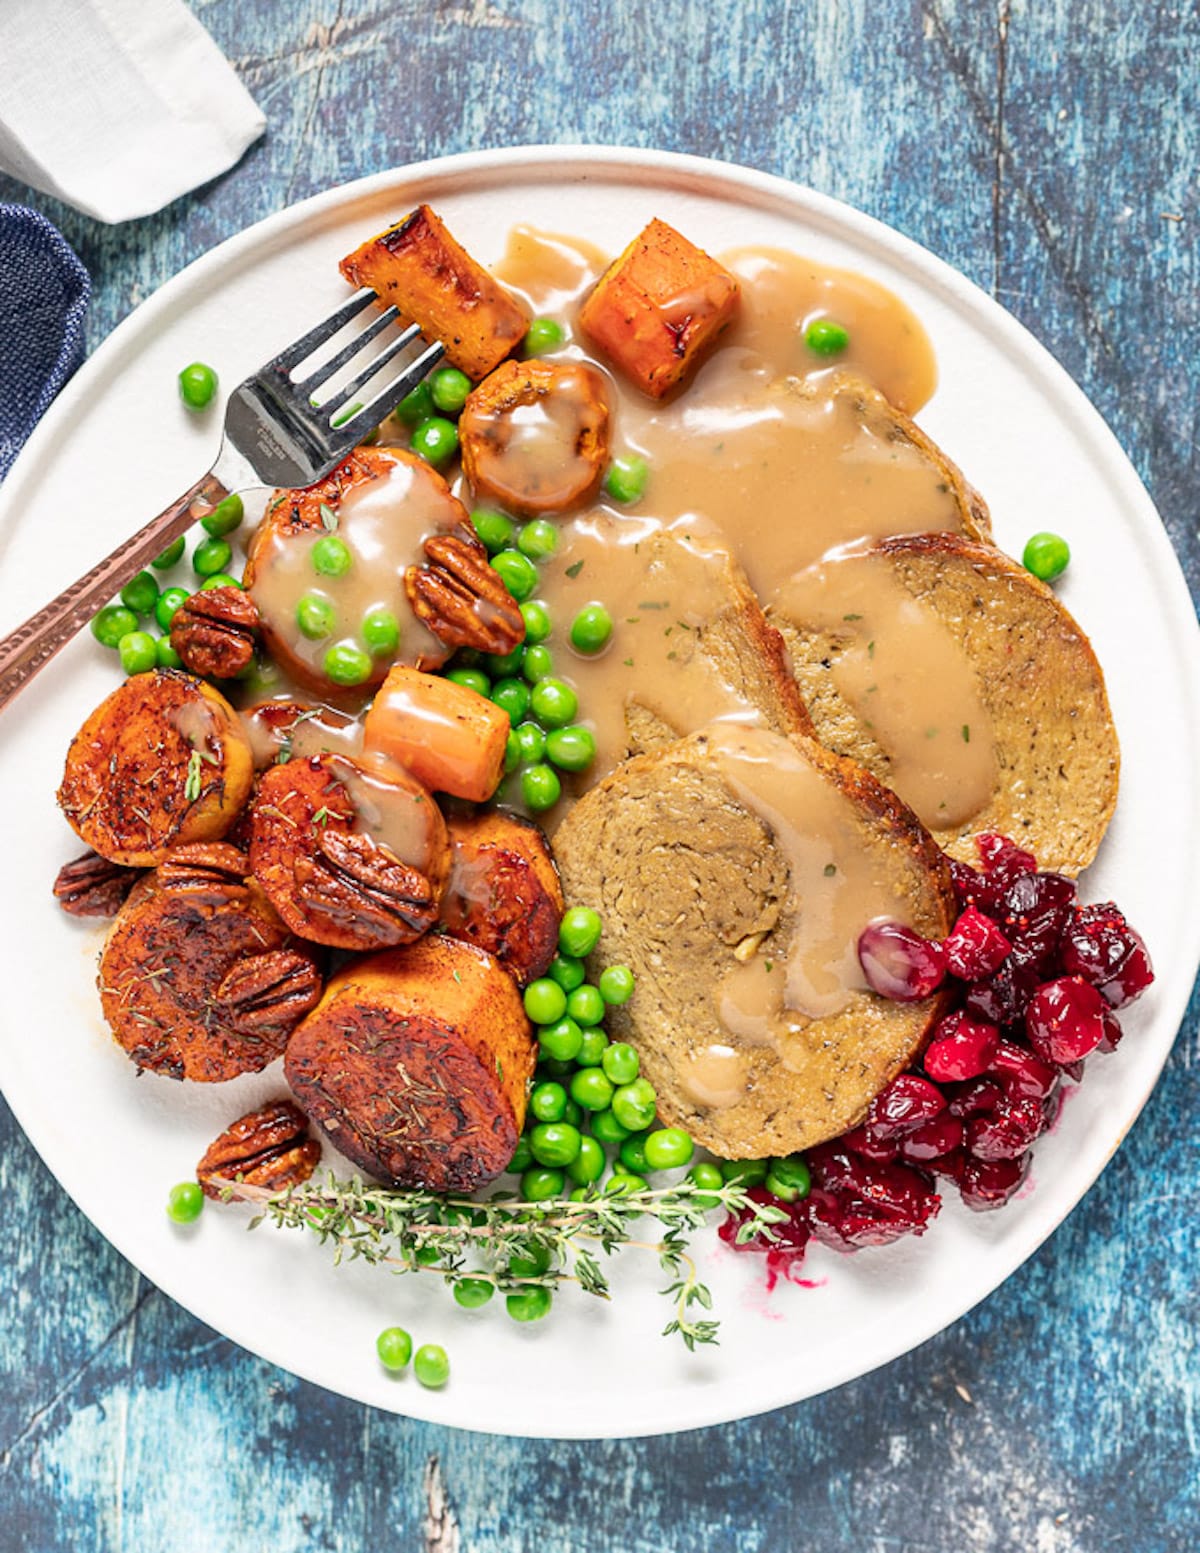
(3, 2, 1198, 1547)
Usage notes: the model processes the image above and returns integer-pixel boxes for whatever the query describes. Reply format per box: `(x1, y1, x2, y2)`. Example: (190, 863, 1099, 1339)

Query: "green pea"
(520, 600, 552, 644)
(413, 1343, 450, 1389)
(513, 722, 547, 764)
(520, 1166, 566, 1202)
(296, 593, 336, 640)
(765, 1153, 812, 1203)
(151, 536, 186, 571)
(412, 415, 460, 467)
(644, 1127, 694, 1171)
(611, 1078, 657, 1133)
(518, 520, 558, 561)
(178, 361, 218, 410)
(566, 984, 605, 1026)
(575, 1027, 608, 1067)
(590, 1108, 630, 1144)
(397, 380, 435, 426)
(504, 732, 522, 774)
(311, 534, 352, 577)
(491, 677, 530, 722)
(413, 1244, 442, 1267)
(604, 455, 649, 505)
(530, 1081, 568, 1123)
(604, 1173, 648, 1199)
(166, 1181, 204, 1223)
(598, 965, 635, 1006)
(154, 587, 190, 632)
(506, 1287, 553, 1323)
(565, 1134, 606, 1185)
(430, 366, 472, 415)
(687, 1161, 725, 1209)
(201, 573, 242, 591)
(601, 1041, 639, 1085)
(524, 317, 566, 355)
(545, 725, 596, 773)
(521, 763, 562, 812)
(804, 317, 850, 355)
(446, 667, 491, 697)
(524, 977, 568, 1025)
(507, 1135, 534, 1174)
(522, 644, 554, 683)
(619, 1134, 650, 1174)
(561, 1098, 583, 1128)
(487, 645, 526, 677)
(155, 636, 183, 669)
(473, 509, 515, 554)
(453, 1278, 494, 1309)
(569, 1068, 614, 1113)
(323, 643, 372, 686)
(530, 1122, 582, 1168)
(530, 677, 578, 728)
(569, 605, 613, 655)
(91, 604, 139, 649)
(537, 1017, 583, 1063)
(193, 537, 232, 579)
(118, 631, 158, 676)
(120, 571, 159, 617)
(548, 954, 586, 992)
(559, 906, 602, 958)
(1023, 531, 1070, 582)
(509, 1243, 551, 1277)
(362, 608, 400, 656)
(720, 1158, 769, 1187)
(491, 548, 539, 602)
(201, 493, 244, 537)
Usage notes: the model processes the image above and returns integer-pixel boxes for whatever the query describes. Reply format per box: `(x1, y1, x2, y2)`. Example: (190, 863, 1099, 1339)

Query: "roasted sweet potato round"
(58, 669, 254, 867)
(249, 753, 451, 950)
(460, 359, 611, 516)
(284, 936, 536, 1191)
(99, 843, 323, 1081)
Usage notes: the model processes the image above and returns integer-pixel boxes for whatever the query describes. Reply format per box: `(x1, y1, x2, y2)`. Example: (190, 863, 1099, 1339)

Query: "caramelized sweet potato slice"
(339, 205, 529, 381)
(438, 809, 564, 986)
(58, 669, 254, 867)
(99, 843, 323, 1081)
(579, 218, 740, 400)
(284, 936, 536, 1191)
(249, 753, 451, 950)
(459, 359, 611, 516)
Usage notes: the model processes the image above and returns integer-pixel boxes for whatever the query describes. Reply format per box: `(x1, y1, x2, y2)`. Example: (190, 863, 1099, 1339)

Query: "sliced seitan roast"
(553, 725, 956, 1158)
(769, 533, 1119, 874)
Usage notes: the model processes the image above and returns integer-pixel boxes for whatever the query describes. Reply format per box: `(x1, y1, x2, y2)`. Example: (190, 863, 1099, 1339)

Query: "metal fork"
(0, 290, 445, 715)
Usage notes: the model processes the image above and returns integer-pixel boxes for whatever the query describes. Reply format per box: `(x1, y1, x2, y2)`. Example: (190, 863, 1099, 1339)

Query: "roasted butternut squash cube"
(578, 218, 740, 399)
(339, 205, 529, 380)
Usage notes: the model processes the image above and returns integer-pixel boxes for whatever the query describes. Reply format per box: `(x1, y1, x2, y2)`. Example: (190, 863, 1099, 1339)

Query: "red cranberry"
(965, 1095, 1045, 1160)
(839, 1124, 898, 1162)
(988, 1041, 1058, 1101)
(865, 1075, 947, 1139)
(976, 833, 1038, 881)
(924, 1148, 967, 1178)
(949, 858, 989, 914)
(805, 1145, 941, 1250)
(942, 906, 1012, 980)
(1025, 976, 1111, 1065)
(963, 954, 1043, 1025)
(858, 921, 946, 1001)
(898, 1114, 964, 1162)
(958, 1153, 1030, 1211)
(924, 1011, 1001, 1081)
(948, 1078, 1005, 1118)
(999, 871, 1076, 966)
(1059, 903, 1154, 1009)
(1097, 1007, 1124, 1054)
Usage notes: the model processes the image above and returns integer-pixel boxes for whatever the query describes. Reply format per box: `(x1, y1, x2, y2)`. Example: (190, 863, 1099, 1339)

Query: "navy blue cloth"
(0, 205, 89, 479)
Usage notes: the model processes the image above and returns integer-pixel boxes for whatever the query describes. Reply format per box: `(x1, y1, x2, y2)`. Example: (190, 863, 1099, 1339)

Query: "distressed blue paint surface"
(2, 1, 1198, 1547)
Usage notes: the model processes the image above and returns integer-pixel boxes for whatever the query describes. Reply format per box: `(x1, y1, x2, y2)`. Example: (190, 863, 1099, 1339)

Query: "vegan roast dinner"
(49, 207, 1154, 1364)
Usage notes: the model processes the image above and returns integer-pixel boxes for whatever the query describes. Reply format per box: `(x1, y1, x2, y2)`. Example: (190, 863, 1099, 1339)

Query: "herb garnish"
(319, 503, 339, 532)
(565, 560, 585, 579)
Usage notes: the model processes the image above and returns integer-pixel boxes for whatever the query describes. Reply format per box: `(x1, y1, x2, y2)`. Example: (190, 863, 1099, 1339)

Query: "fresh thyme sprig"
(216, 1174, 788, 1349)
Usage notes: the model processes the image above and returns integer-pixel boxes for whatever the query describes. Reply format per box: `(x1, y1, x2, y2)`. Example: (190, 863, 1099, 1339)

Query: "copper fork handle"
(0, 470, 229, 717)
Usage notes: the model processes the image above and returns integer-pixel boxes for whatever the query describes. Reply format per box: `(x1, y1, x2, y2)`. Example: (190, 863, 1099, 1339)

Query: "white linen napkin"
(0, 0, 266, 224)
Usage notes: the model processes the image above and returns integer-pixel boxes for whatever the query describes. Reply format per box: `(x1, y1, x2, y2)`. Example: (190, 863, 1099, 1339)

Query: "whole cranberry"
(988, 1041, 1058, 1101)
(965, 1095, 1045, 1161)
(865, 1075, 947, 1140)
(839, 1124, 898, 1162)
(963, 952, 1043, 1026)
(1059, 903, 1154, 1009)
(958, 1153, 1030, 1211)
(976, 833, 1038, 882)
(898, 1114, 964, 1163)
(805, 1146, 941, 1250)
(948, 1078, 1005, 1119)
(942, 906, 1012, 981)
(924, 1011, 1001, 1082)
(999, 871, 1076, 968)
(858, 921, 946, 1001)
(1025, 976, 1111, 1065)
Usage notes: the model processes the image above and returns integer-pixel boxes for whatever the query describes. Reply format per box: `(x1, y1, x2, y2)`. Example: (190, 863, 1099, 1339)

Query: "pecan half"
(196, 1099, 321, 1200)
(53, 850, 142, 917)
(171, 586, 261, 679)
(216, 948, 323, 1032)
(293, 828, 439, 947)
(158, 842, 250, 905)
(405, 523, 524, 654)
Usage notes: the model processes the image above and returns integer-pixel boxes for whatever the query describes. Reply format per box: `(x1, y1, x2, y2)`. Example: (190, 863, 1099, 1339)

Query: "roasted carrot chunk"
(578, 218, 740, 399)
(339, 205, 529, 381)
(362, 664, 510, 803)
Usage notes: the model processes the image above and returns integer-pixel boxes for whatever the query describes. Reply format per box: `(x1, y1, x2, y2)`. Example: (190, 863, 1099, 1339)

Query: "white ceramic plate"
(2, 148, 1198, 1440)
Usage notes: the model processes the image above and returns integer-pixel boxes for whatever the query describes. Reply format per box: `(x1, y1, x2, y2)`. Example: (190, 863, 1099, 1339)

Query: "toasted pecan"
(171, 587, 260, 680)
(405, 524, 525, 655)
(196, 1099, 321, 1199)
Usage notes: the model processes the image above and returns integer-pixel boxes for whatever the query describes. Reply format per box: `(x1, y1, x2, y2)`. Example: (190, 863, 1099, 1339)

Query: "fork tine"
(269, 288, 376, 373)
(294, 305, 404, 398)
(336, 341, 447, 442)
(320, 323, 429, 419)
